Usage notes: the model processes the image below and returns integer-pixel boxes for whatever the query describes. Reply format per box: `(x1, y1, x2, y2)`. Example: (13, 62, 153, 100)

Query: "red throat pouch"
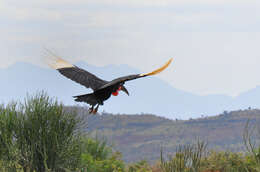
(112, 91, 119, 96)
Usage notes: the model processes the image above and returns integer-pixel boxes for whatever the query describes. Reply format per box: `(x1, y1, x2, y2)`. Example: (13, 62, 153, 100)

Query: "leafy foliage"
(127, 160, 152, 172)
(159, 140, 260, 172)
(160, 140, 207, 172)
(79, 137, 125, 172)
(0, 93, 82, 171)
(201, 151, 251, 172)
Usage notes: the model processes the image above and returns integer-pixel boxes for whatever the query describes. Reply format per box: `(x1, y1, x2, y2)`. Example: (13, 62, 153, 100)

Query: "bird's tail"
(73, 93, 97, 106)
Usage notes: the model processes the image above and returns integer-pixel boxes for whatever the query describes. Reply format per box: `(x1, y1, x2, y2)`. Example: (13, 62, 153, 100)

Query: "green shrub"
(79, 137, 125, 172)
(0, 92, 83, 172)
(127, 160, 152, 172)
(160, 140, 207, 172)
(200, 151, 250, 172)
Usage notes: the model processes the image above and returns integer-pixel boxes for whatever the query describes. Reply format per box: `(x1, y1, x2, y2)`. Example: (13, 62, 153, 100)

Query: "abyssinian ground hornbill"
(46, 50, 173, 114)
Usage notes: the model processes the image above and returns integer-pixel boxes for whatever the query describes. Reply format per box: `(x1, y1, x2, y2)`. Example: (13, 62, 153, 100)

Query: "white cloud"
(2, 0, 260, 31)
(95, 0, 260, 7)
(1, 4, 62, 21)
(16, 0, 257, 6)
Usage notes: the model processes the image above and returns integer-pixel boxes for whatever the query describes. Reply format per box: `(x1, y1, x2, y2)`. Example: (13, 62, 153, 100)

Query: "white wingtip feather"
(49, 58, 74, 69)
(44, 49, 74, 69)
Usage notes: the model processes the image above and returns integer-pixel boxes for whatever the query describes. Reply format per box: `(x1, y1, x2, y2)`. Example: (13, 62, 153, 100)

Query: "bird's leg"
(88, 105, 94, 114)
(93, 104, 99, 114)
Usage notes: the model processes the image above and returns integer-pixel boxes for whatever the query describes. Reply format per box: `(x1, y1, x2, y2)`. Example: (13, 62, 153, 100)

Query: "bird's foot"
(92, 109, 97, 115)
(92, 105, 99, 115)
(88, 107, 94, 114)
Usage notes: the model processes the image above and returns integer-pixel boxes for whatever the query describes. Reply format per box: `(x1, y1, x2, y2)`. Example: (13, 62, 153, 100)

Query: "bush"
(160, 140, 207, 172)
(0, 92, 83, 171)
(80, 137, 125, 172)
(200, 151, 250, 172)
(127, 160, 152, 172)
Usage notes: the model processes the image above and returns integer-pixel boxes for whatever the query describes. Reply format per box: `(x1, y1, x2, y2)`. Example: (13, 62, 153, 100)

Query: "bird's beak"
(121, 86, 129, 96)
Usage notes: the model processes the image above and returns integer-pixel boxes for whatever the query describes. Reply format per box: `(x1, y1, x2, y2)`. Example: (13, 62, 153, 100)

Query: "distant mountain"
(85, 109, 260, 163)
(1, 62, 260, 119)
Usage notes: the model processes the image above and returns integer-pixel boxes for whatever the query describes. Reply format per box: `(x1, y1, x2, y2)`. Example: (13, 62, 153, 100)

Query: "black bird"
(46, 50, 173, 114)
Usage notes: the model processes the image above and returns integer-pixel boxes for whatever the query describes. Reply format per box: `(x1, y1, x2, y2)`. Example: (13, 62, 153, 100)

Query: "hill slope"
(85, 109, 260, 162)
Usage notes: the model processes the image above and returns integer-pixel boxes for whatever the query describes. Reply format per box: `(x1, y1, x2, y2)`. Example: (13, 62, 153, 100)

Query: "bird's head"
(112, 85, 129, 96)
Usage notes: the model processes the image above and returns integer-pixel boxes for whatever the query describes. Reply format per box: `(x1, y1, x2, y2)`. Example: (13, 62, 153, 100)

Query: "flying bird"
(46, 50, 173, 114)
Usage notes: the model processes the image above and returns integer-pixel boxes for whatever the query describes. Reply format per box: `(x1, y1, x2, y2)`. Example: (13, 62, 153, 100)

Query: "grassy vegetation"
(1, 93, 260, 171)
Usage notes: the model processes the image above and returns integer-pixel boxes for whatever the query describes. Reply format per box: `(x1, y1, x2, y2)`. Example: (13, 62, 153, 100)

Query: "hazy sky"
(1, 0, 260, 96)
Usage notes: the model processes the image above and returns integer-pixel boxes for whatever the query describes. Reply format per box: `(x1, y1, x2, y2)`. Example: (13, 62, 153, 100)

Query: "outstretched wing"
(45, 50, 108, 91)
(98, 58, 173, 90)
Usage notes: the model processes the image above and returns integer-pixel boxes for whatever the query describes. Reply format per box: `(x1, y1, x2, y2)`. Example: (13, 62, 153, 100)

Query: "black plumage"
(58, 66, 108, 91)
(47, 51, 172, 114)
